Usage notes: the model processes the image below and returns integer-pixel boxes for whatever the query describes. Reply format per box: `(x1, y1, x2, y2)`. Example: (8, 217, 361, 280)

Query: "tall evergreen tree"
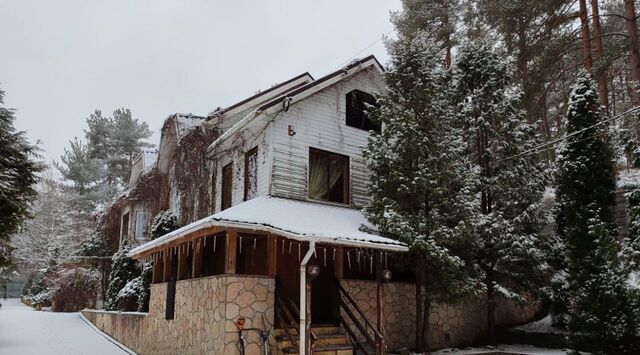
(452, 42, 548, 345)
(364, 32, 478, 351)
(555, 71, 638, 352)
(0, 88, 42, 267)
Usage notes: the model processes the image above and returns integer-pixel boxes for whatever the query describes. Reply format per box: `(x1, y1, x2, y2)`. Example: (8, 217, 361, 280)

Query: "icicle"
(253, 238, 257, 251)
(282, 239, 285, 255)
(370, 255, 373, 274)
(289, 241, 292, 255)
(298, 243, 301, 261)
(213, 236, 217, 253)
(347, 251, 352, 270)
(323, 248, 327, 267)
(239, 236, 243, 254)
(204, 236, 207, 247)
(333, 248, 336, 261)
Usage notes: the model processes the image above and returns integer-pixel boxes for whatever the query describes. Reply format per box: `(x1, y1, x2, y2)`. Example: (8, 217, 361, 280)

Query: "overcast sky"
(0, 0, 401, 167)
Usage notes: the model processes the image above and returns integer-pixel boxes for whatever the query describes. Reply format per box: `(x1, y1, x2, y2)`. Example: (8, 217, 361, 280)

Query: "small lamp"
(382, 269, 393, 282)
(307, 264, 321, 281)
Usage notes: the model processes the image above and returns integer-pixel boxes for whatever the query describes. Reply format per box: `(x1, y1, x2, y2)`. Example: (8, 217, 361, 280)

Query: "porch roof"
(128, 196, 408, 258)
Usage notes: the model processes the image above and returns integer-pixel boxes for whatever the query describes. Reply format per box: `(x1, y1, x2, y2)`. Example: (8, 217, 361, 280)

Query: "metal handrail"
(335, 279, 384, 354)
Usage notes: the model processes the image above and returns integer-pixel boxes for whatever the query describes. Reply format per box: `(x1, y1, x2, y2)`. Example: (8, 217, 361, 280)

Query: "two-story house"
(85, 56, 538, 355)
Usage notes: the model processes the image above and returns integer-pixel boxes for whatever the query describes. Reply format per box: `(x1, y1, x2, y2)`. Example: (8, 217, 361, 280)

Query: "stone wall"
(83, 274, 275, 355)
(340, 279, 539, 351)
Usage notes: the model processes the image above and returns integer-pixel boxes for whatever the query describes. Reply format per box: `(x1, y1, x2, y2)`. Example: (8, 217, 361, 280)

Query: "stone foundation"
(340, 279, 539, 351)
(83, 274, 275, 355)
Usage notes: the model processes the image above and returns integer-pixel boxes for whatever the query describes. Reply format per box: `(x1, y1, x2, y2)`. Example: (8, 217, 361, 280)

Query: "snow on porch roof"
(128, 196, 408, 258)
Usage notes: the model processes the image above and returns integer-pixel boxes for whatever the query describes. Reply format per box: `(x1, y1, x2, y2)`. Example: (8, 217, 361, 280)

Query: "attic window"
(308, 148, 349, 204)
(346, 90, 380, 132)
(244, 147, 258, 201)
(221, 162, 233, 211)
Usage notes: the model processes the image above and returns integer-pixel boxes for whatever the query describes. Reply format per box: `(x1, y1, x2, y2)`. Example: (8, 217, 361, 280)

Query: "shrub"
(50, 267, 98, 312)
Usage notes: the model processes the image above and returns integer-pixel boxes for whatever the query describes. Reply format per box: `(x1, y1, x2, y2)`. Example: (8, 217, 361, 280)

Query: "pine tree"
(137, 262, 152, 312)
(555, 71, 639, 352)
(451, 42, 548, 345)
(364, 32, 479, 351)
(104, 240, 139, 311)
(0, 88, 42, 267)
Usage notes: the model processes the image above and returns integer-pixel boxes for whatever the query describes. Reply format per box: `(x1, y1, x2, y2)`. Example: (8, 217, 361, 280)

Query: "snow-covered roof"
(174, 114, 204, 141)
(129, 196, 408, 258)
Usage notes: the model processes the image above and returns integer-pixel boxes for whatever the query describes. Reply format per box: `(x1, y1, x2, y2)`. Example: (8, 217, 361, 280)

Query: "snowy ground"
(430, 344, 573, 354)
(511, 315, 566, 334)
(0, 298, 129, 355)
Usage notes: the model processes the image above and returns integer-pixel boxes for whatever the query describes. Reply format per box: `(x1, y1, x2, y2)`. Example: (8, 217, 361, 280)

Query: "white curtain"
(309, 152, 345, 200)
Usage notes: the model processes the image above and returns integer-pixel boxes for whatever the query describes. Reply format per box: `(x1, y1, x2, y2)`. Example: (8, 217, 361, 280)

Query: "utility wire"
(495, 106, 640, 165)
(337, 28, 396, 70)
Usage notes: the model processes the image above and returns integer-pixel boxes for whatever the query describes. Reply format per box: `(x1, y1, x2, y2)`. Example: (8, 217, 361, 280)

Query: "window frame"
(345, 89, 380, 132)
(308, 147, 350, 205)
(244, 147, 258, 201)
(221, 162, 233, 211)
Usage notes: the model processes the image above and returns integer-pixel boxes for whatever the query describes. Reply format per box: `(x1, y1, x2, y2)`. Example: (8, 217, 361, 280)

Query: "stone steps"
(275, 325, 353, 355)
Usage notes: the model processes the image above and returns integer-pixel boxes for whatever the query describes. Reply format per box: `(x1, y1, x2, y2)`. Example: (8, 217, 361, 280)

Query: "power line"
(495, 106, 640, 164)
(337, 28, 396, 70)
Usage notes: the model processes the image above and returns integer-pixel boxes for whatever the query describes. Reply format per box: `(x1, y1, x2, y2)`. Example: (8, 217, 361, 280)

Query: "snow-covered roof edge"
(129, 197, 408, 258)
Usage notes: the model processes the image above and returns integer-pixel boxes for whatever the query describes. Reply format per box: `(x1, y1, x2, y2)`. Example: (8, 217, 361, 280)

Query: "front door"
(275, 241, 340, 326)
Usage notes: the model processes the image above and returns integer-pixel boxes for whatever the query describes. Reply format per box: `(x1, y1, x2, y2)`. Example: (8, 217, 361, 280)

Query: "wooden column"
(151, 253, 158, 283)
(267, 235, 277, 276)
(177, 244, 187, 280)
(163, 249, 172, 282)
(375, 251, 385, 355)
(225, 230, 238, 274)
(192, 238, 203, 278)
(334, 247, 344, 280)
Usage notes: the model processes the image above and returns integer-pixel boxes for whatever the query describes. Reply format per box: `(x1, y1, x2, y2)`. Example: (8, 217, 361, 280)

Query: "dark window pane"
(345, 90, 380, 132)
(221, 163, 233, 210)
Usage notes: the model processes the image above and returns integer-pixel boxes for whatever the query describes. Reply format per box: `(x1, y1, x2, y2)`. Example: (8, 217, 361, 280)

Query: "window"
(308, 148, 349, 204)
(134, 211, 147, 241)
(244, 147, 258, 201)
(221, 162, 233, 211)
(346, 90, 380, 132)
(121, 212, 130, 240)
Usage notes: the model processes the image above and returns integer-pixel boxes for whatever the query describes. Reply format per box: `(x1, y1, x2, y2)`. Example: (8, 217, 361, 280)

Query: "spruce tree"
(104, 240, 139, 311)
(451, 42, 548, 345)
(364, 32, 478, 351)
(555, 71, 638, 352)
(0, 88, 42, 267)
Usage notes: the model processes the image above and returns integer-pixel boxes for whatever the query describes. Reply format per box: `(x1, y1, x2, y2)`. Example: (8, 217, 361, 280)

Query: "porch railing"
(335, 280, 384, 355)
(275, 278, 300, 349)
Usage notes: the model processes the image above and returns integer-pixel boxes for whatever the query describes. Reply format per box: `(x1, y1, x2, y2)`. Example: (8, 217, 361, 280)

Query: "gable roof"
(206, 55, 384, 154)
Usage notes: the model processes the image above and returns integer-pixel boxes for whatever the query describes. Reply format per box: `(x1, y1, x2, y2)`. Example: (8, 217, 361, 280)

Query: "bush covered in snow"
(137, 262, 152, 312)
(150, 210, 179, 240)
(22, 270, 52, 307)
(116, 276, 142, 311)
(105, 240, 140, 311)
(50, 267, 98, 312)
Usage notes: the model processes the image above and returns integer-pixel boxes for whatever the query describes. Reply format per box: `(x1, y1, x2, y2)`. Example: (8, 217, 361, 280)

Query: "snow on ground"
(0, 298, 129, 355)
(617, 168, 640, 188)
(512, 315, 566, 334)
(430, 344, 574, 354)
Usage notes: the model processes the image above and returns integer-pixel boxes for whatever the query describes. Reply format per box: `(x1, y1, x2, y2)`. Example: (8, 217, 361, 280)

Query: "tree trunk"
(591, 0, 610, 111)
(579, 0, 593, 70)
(626, 0, 640, 83)
(486, 277, 497, 345)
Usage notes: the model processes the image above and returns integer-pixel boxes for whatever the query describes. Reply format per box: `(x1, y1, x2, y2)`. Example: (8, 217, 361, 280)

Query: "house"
(83, 56, 538, 355)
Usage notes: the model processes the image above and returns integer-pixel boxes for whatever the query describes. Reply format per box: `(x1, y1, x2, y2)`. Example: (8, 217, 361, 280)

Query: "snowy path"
(0, 298, 130, 355)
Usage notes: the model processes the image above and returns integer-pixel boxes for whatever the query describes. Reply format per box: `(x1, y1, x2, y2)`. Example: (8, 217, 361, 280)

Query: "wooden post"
(163, 250, 171, 282)
(267, 235, 277, 276)
(306, 279, 312, 354)
(335, 247, 344, 279)
(375, 251, 385, 355)
(192, 239, 203, 278)
(225, 230, 238, 274)
(151, 253, 158, 283)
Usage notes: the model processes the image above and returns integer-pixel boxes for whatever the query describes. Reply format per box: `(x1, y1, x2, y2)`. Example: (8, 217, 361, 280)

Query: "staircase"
(274, 325, 353, 355)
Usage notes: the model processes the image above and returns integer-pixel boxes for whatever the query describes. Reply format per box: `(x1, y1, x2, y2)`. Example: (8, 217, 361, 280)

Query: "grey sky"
(0, 0, 400, 168)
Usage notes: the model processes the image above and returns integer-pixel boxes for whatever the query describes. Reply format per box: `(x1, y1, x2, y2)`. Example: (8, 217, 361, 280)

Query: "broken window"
(345, 89, 380, 132)
(308, 148, 349, 204)
(244, 147, 258, 201)
(121, 212, 130, 241)
(221, 162, 233, 211)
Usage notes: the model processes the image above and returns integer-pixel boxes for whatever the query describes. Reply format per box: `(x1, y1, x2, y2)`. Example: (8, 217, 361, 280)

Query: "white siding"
(269, 68, 383, 208)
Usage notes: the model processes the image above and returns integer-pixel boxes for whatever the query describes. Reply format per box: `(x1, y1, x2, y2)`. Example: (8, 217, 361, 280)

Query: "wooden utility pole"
(591, 0, 610, 110)
(579, 0, 593, 70)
